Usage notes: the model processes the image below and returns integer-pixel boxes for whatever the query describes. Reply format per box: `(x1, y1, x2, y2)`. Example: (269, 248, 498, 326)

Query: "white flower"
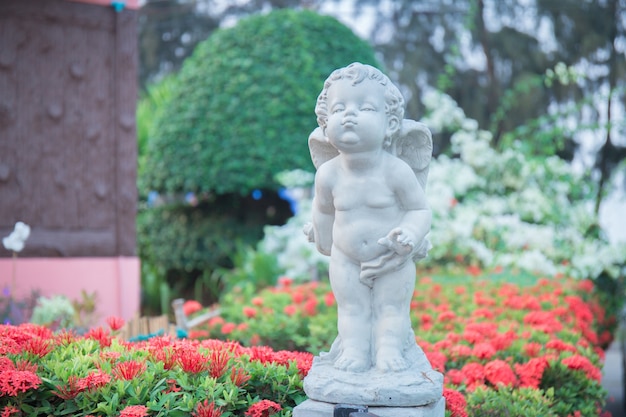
(2, 221, 31, 253)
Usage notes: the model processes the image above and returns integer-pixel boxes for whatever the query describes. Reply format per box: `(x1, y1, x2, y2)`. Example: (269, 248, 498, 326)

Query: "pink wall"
(0, 257, 140, 327)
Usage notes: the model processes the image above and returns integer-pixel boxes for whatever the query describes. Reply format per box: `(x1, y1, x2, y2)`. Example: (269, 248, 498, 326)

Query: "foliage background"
(137, 9, 380, 311)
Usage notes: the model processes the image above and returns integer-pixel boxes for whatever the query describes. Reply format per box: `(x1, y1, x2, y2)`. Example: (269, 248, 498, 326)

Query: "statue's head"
(315, 62, 405, 144)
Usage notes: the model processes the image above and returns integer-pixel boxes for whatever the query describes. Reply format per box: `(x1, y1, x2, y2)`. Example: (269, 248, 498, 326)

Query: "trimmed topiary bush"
(138, 9, 380, 305)
(141, 9, 379, 195)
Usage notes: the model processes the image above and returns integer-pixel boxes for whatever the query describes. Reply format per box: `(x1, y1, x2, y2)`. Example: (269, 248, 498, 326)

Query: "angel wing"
(389, 119, 433, 191)
(308, 127, 339, 169)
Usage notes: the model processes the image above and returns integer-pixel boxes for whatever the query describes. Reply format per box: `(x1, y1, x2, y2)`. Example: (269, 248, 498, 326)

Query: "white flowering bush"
(231, 90, 625, 283)
(422, 90, 624, 279)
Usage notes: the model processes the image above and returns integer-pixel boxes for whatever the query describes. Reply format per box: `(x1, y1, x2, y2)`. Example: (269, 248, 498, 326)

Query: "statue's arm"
(312, 167, 335, 256)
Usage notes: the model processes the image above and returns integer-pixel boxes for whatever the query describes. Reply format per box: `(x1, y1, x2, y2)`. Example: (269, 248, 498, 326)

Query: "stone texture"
(293, 398, 446, 417)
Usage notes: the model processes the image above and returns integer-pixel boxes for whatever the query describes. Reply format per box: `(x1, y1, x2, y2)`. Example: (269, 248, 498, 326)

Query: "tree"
(138, 8, 379, 304)
(138, 0, 219, 89)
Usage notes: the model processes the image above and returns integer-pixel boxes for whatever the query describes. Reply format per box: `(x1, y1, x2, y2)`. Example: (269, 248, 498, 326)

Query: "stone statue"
(297, 63, 444, 416)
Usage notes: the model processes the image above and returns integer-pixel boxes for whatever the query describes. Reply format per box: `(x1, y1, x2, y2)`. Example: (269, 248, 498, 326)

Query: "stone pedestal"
(293, 398, 446, 417)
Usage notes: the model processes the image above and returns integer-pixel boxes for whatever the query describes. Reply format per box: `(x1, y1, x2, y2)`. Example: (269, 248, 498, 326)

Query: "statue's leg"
(329, 247, 372, 372)
(372, 260, 416, 371)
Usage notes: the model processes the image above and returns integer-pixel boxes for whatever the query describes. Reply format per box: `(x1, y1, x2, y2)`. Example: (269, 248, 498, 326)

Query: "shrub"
(137, 9, 380, 306)
(140, 9, 378, 196)
(187, 271, 610, 416)
(0, 324, 311, 416)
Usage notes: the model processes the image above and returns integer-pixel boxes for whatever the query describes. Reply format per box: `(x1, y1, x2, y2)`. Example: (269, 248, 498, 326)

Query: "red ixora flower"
(484, 359, 517, 388)
(245, 400, 282, 417)
(119, 405, 149, 417)
(515, 357, 549, 389)
(23, 337, 52, 357)
(443, 388, 468, 417)
(176, 348, 210, 374)
(562, 354, 602, 382)
(183, 300, 203, 316)
(76, 370, 111, 392)
(1, 405, 20, 417)
(208, 348, 230, 379)
(113, 360, 147, 380)
(193, 400, 223, 417)
(53, 375, 82, 400)
(106, 316, 125, 331)
(0, 369, 42, 396)
(84, 327, 112, 348)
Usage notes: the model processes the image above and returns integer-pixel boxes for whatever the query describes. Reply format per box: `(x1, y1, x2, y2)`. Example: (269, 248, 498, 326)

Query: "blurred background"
(135, 0, 626, 314)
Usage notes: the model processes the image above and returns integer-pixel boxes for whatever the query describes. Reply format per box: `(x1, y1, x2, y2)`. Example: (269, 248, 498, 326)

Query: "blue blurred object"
(278, 187, 298, 215)
(251, 189, 263, 200)
(111, 1, 126, 12)
(147, 191, 159, 207)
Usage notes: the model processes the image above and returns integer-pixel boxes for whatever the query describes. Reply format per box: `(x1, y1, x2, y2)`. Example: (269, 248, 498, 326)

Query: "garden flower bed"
(0, 269, 616, 416)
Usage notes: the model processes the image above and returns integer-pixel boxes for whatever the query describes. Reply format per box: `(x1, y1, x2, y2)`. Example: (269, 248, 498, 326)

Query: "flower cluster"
(0, 320, 311, 416)
(194, 271, 611, 417)
(0, 271, 613, 416)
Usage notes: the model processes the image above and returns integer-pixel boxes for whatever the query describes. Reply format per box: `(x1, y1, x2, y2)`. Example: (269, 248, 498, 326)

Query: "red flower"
(449, 344, 472, 359)
(324, 292, 335, 307)
(484, 359, 517, 388)
(460, 362, 485, 390)
(84, 327, 112, 348)
(106, 316, 125, 331)
(221, 322, 236, 335)
(578, 279, 594, 293)
(446, 369, 465, 386)
(443, 388, 468, 417)
(1, 406, 19, 417)
(523, 342, 542, 357)
(523, 311, 563, 333)
(176, 348, 210, 374)
(425, 351, 446, 372)
(53, 375, 82, 399)
(14, 359, 37, 373)
(466, 265, 482, 276)
(23, 337, 52, 357)
(193, 400, 222, 417)
(164, 378, 181, 394)
(113, 360, 147, 380)
(291, 292, 305, 304)
(562, 354, 602, 382)
(252, 297, 264, 306)
(303, 297, 318, 316)
(230, 368, 251, 387)
(208, 349, 230, 379)
(472, 343, 496, 360)
(546, 339, 576, 353)
(277, 276, 293, 287)
(243, 307, 257, 318)
(76, 371, 111, 392)
(245, 400, 282, 417)
(515, 357, 548, 389)
(283, 305, 297, 316)
(119, 405, 149, 417)
(183, 300, 203, 316)
(0, 369, 42, 396)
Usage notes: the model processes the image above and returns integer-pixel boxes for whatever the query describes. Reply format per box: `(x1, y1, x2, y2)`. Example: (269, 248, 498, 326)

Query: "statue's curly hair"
(315, 62, 405, 142)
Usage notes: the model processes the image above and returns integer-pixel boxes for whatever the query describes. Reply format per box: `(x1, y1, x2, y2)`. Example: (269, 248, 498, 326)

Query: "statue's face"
(325, 78, 390, 154)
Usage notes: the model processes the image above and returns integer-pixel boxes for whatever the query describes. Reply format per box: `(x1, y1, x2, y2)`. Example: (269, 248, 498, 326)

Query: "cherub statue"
(304, 62, 434, 375)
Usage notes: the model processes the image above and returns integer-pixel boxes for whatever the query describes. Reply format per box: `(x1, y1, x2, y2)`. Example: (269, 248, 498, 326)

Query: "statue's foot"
(375, 348, 409, 372)
(334, 349, 370, 372)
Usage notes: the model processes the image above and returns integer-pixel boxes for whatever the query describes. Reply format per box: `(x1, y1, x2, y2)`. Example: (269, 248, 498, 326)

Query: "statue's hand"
(360, 228, 415, 287)
(377, 227, 415, 256)
(303, 222, 315, 243)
